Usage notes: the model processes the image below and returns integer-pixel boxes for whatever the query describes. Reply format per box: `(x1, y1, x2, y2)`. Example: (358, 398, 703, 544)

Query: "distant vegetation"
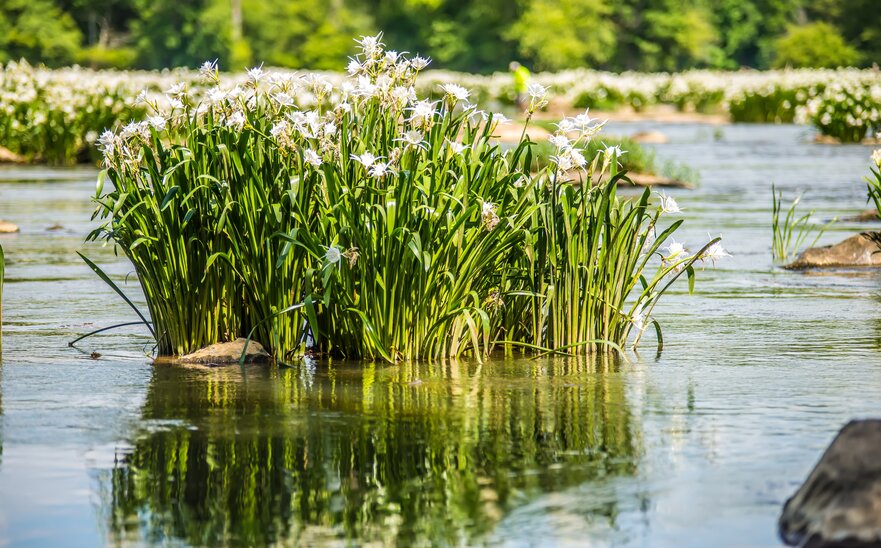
(0, 0, 878, 72)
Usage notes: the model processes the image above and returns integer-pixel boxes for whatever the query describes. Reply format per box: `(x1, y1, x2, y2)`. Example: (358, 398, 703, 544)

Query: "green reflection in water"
(103, 358, 641, 545)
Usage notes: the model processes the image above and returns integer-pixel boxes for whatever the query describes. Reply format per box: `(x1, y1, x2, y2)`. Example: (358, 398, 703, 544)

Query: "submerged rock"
(779, 419, 881, 547)
(843, 210, 880, 223)
(0, 220, 20, 233)
(786, 232, 881, 269)
(177, 338, 270, 366)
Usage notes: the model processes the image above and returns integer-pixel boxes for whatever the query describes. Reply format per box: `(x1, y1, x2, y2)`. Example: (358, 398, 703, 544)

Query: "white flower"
(701, 240, 731, 265)
(166, 82, 186, 97)
(548, 134, 570, 149)
(147, 115, 167, 131)
(657, 192, 681, 214)
(441, 83, 470, 102)
(399, 129, 424, 147)
(346, 59, 363, 75)
(872, 149, 881, 168)
(663, 238, 686, 260)
(569, 148, 587, 168)
(247, 65, 266, 83)
(631, 302, 647, 333)
(492, 113, 510, 125)
(304, 149, 322, 168)
(446, 139, 466, 155)
(481, 201, 500, 231)
(325, 246, 342, 265)
(604, 145, 627, 158)
(357, 34, 384, 58)
(410, 56, 431, 70)
(167, 97, 184, 110)
(527, 83, 548, 100)
(225, 111, 246, 130)
(351, 152, 377, 168)
(199, 60, 219, 81)
(369, 162, 391, 178)
(97, 129, 118, 154)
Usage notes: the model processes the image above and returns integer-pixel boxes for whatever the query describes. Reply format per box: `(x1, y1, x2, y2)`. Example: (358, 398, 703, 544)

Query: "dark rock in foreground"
(779, 419, 881, 547)
(177, 338, 270, 366)
(786, 232, 881, 269)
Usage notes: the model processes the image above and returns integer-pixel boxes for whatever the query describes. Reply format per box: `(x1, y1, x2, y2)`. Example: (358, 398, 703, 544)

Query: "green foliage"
(242, 0, 372, 70)
(129, 0, 229, 69)
(106, 359, 638, 544)
(773, 23, 861, 68)
(0, 0, 82, 66)
(865, 152, 881, 219)
(771, 184, 835, 263)
(509, 0, 615, 71)
(1, 0, 877, 72)
(91, 39, 717, 360)
(75, 45, 137, 69)
(805, 82, 881, 143)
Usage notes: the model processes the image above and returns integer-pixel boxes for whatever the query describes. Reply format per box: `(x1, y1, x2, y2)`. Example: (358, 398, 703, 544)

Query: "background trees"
(2, 0, 877, 72)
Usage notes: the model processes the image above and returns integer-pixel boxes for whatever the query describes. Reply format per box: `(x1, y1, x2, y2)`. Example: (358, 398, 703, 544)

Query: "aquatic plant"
(865, 147, 881, 216)
(771, 184, 836, 263)
(106, 358, 638, 546)
(3, 63, 881, 165)
(799, 81, 881, 142)
(90, 34, 722, 361)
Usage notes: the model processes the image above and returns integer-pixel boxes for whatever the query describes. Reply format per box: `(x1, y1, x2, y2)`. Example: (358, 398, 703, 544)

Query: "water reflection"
(104, 358, 640, 545)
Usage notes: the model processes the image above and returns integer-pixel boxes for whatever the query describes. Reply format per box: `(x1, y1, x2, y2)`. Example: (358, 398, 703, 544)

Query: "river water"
(0, 124, 879, 547)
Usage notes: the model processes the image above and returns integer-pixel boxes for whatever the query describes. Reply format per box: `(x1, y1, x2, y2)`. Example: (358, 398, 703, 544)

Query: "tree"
(242, 0, 372, 69)
(612, 0, 717, 72)
(772, 22, 860, 68)
(129, 0, 228, 69)
(0, 0, 82, 66)
(509, 0, 615, 71)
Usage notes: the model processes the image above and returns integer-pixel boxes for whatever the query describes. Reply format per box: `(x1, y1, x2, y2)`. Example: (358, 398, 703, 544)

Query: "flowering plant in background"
(89, 33, 723, 361)
(799, 81, 881, 143)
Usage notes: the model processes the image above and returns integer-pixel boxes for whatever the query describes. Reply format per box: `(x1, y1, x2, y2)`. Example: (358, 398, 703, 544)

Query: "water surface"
(1, 124, 880, 546)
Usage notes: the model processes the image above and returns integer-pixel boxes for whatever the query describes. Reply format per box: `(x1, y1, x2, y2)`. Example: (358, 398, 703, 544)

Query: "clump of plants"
(771, 184, 836, 263)
(800, 82, 881, 143)
(90, 34, 724, 362)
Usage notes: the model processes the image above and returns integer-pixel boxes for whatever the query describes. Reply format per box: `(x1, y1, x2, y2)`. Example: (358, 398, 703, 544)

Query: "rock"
(0, 146, 26, 164)
(786, 232, 881, 269)
(0, 220, 20, 233)
(491, 123, 551, 143)
(587, 171, 693, 189)
(630, 130, 669, 144)
(779, 420, 881, 547)
(843, 210, 880, 223)
(177, 338, 270, 365)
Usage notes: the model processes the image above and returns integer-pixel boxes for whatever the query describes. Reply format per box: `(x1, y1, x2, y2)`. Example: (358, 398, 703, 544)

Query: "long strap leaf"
(77, 251, 156, 339)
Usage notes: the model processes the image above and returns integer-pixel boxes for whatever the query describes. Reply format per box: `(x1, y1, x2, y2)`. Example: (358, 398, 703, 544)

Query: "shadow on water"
(100, 357, 640, 545)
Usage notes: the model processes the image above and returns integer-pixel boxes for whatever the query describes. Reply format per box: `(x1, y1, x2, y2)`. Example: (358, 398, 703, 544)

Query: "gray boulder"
(177, 338, 270, 365)
(779, 420, 881, 547)
(786, 233, 881, 269)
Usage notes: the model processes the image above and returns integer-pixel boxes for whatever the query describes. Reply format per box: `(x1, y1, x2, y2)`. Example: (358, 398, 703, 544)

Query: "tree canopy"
(3, 0, 877, 71)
